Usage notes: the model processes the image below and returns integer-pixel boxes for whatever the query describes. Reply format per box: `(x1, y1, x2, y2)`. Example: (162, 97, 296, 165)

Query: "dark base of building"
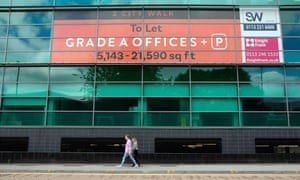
(1, 152, 300, 164)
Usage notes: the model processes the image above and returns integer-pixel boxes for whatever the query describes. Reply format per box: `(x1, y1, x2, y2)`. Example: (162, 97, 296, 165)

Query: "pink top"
(125, 139, 132, 153)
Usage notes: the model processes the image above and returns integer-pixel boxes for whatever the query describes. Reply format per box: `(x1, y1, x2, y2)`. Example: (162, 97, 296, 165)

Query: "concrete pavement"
(0, 163, 300, 174)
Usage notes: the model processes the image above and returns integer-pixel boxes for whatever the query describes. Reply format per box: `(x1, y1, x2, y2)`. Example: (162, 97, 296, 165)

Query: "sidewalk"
(0, 163, 300, 174)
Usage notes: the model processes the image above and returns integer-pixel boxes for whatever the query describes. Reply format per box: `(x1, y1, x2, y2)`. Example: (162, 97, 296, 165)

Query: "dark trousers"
(132, 149, 140, 166)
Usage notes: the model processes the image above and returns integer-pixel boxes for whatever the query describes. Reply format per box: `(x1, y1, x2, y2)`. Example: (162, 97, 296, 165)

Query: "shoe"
(134, 164, 139, 168)
(116, 165, 123, 168)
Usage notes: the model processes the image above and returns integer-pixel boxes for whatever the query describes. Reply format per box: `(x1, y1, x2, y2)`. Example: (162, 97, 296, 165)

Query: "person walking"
(117, 134, 138, 168)
(132, 137, 141, 167)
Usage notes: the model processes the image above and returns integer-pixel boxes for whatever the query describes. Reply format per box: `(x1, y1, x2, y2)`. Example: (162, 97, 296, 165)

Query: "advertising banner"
(240, 7, 283, 63)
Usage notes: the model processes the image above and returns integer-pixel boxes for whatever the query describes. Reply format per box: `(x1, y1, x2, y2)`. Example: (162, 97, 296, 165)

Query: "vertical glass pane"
(287, 84, 300, 97)
(241, 113, 288, 126)
(0, 67, 3, 82)
(47, 112, 92, 126)
(10, 11, 53, 25)
(0, 12, 9, 24)
(96, 84, 141, 96)
(49, 84, 94, 97)
(239, 84, 285, 97)
(144, 66, 189, 82)
(239, 67, 284, 82)
(290, 113, 300, 126)
(4, 67, 48, 83)
(192, 112, 239, 127)
(3, 84, 48, 97)
(96, 66, 141, 81)
(144, 84, 189, 97)
(0, 26, 7, 36)
(280, 10, 300, 23)
(50, 66, 94, 82)
(12, 0, 54, 6)
(6, 52, 50, 63)
(0, 39, 6, 51)
(288, 98, 300, 111)
(94, 112, 140, 126)
(192, 98, 238, 111)
(192, 84, 237, 96)
(283, 38, 300, 50)
(143, 112, 190, 127)
(282, 24, 300, 36)
(284, 52, 300, 63)
(0, 112, 45, 126)
(0, 53, 5, 63)
(191, 67, 237, 81)
(286, 67, 300, 82)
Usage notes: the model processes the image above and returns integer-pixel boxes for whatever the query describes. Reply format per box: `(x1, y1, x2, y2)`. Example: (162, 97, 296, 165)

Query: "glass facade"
(0, 3, 300, 128)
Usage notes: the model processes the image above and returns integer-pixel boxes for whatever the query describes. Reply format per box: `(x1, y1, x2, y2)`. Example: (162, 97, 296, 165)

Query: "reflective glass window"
(241, 98, 287, 111)
(143, 112, 190, 127)
(241, 113, 288, 126)
(144, 66, 189, 82)
(95, 112, 141, 126)
(287, 84, 300, 97)
(96, 84, 141, 97)
(0, 39, 6, 51)
(4, 67, 48, 83)
(50, 66, 94, 82)
(48, 97, 93, 111)
(280, 10, 300, 23)
(192, 98, 238, 112)
(3, 84, 48, 97)
(0, 112, 45, 126)
(0, 26, 7, 36)
(239, 83, 285, 97)
(55, 0, 98, 6)
(55, 10, 97, 20)
(192, 112, 239, 127)
(280, 0, 300, 5)
(47, 112, 92, 126)
(7, 38, 51, 51)
(6, 52, 50, 63)
(12, 0, 54, 6)
(190, 8, 234, 20)
(0, 0, 10, 6)
(283, 38, 300, 50)
(2, 98, 46, 111)
(0, 67, 2, 82)
(290, 113, 300, 126)
(286, 67, 300, 83)
(282, 24, 300, 36)
(284, 52, 300, 63)
(10, 11, 53, 25)
(0, 53, 5, 63)
(49, 84, 94, 97)
(288, 98, 300, 111)
(145, 98, 189, 111)
(8, 25, 52, 38)
(95, 97, 140, 111)
(192, 84, 237, 96)
(0, 12, 9, 24)
(238, 67, 284, 82)
(96, 66, 141, 82)
(191, 67, 237, 81)
(234, 0, 277, 5)
(144, 84, 189, 97)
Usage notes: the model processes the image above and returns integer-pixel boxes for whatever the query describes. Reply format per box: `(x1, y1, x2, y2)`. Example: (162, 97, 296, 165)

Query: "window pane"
(95, 97, 140, 111)
(3, 84, 48, 96)
(290, 113, 300, 126)
(8, 25, 52, 37)
(288, 98, 300, 111)
(0, 67, 3, 82)
(7, 38, 51, 51)
(191, 67, 237, 81)
(0, 53, 5, 63)
(96, 66, 141, 81)
(286, 67, 300, 82)
(241, 98, 287, 111)
(192, 98, 238, 112)
(239, 67, 284, 82)
(283, 38, 300, 50)
(234, 0, 277, 5)
(96, 84, 141, 96)
(241, 113, 288, 126)
(50, 66, 94, 82)
(55, 10, 97, 20)
(144, 66, 189, 82)
(48, 97, 93, 111)
(192, 112, 239, 127)
(0, 38, 6, 51)
(94, 112, 140, 126)
(239, 83, 285, 97)
(50, 84, 93, 97)
(192, 84, 237, 96)
(287, 84, 300, 97)
(284, 52, 300, 63)
(47, 112, 92, 126)
(143, 112, 190, 127)
(282, 24, 300, 36)
(146, 98, 189, 111)
(6, 52, 50, 63)
(144, 84, 189, 96)
(0, 12, 9, 24)
(0, 112, 45, 126)
(280, 0, 300, 5)
(2, 98, 46, 111)
(190, 8, 234, 19)
(12, 0, 54, 6)
(4, 67, 48, 83)
(10, 11, 53, 24)
(280, 10, 300, 23)
(55, 0, 98, 5)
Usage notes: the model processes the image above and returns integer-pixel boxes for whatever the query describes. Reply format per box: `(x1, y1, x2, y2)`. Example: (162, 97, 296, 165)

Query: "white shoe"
(134, 164, 139, 168)
(116, 165, 123, 168)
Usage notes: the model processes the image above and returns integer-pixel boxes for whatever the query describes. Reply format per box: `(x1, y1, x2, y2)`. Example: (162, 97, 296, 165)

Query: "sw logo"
(245, 12, 263, 22)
